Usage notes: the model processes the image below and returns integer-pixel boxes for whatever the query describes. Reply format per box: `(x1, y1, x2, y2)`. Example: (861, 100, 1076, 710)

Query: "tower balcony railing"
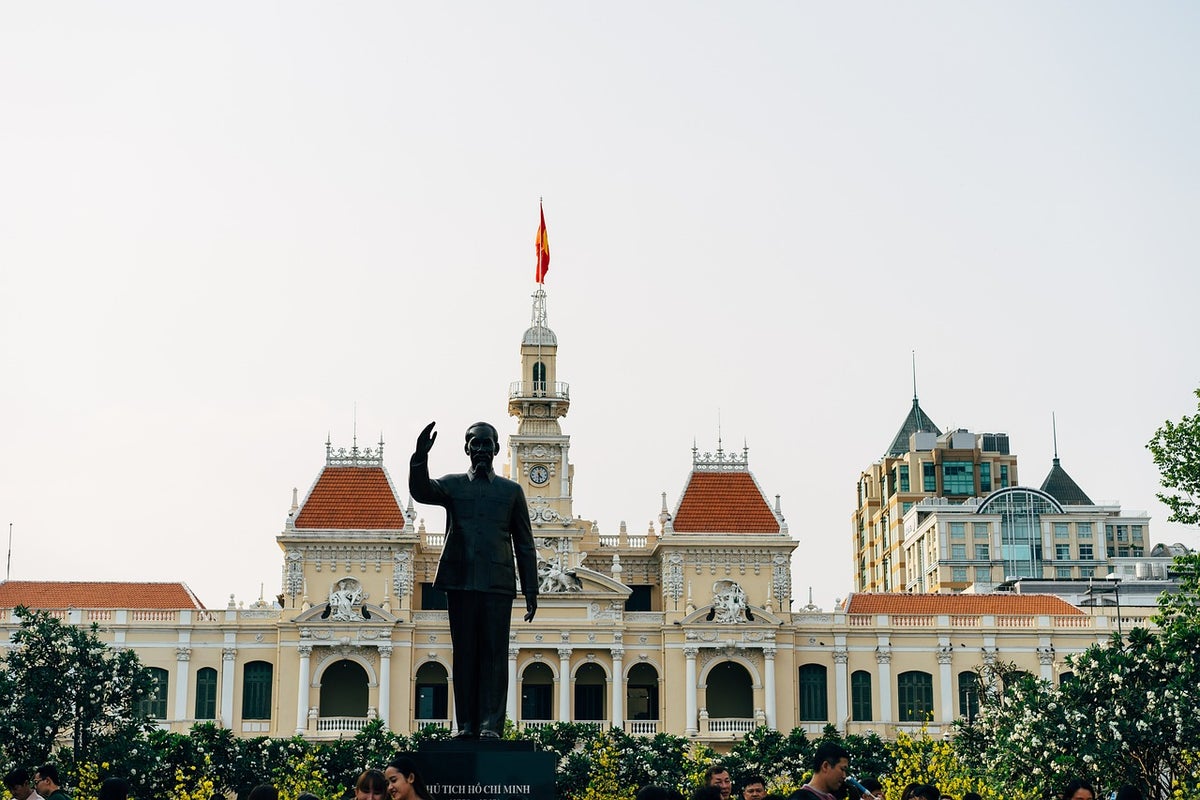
(508, 381, 570, 401)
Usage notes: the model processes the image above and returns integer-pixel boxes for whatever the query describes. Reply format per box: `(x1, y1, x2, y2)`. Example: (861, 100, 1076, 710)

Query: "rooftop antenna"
(912, 350, 918, 401)
(1052, 412, 1060, 463)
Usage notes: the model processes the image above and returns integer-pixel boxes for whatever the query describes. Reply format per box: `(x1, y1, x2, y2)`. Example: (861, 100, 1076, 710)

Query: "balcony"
(508, 381, 569, 401)
(315, 716, 371, 734)
(626, 720, 661, 735)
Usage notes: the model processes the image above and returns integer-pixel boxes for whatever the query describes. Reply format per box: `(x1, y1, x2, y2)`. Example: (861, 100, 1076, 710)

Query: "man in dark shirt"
(409, 421, 538, 739)
(33, 767, 68, 800)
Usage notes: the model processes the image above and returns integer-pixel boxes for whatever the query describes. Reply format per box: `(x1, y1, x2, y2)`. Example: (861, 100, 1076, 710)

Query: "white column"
(833, 648, 849, 728)
(507, 648, 520, 724)
(220, 647, 237, 729)
(175, 647, 191, 724)
(1038, 645, 1055, 683)
(684, 647, 699, 736)
(378, 645, 392, 727)
(876, 646, 893, 726)
(763, 647, 777, 730)
(296, 645, 312, 734)
(611, 647, 625, 730)
(558, 648, 572, 722)
(937, 646, 954, 725)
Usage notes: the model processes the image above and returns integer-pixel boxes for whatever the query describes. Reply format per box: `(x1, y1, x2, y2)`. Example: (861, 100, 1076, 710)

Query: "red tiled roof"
(845, 593, 1084, 616)
(672, 471, 781, 534)
(0, 581, 204, 610)
(294, 466, 405, 530)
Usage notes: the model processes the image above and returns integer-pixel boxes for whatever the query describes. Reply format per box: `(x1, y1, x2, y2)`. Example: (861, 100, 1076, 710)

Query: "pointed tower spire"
(1039, 415, 1094, 505)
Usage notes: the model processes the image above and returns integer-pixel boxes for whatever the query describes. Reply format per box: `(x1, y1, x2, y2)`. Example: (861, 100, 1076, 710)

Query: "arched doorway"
(415, 662, 449, 723)
(319, 659, 369, 718)
(626, 663, 659, 733)
(521, 662, 554, 722)
(574, 663, 606, 722)
(706, 661, 753, 719)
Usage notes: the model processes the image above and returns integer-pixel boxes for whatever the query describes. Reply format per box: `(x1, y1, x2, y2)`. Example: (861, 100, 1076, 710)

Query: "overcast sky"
(2, 3, 1197, 611)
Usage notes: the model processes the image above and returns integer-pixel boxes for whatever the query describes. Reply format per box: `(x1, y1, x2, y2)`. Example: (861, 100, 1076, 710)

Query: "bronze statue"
(409, 421, 539, 739)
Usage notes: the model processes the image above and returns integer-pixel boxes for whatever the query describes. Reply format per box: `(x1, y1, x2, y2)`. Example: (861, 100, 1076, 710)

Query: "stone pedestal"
(415, 740, 555, 800)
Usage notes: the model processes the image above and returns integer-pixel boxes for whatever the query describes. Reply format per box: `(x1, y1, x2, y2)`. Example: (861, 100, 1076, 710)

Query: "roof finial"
(716, 409, 723, 458)
(352, 402, 358, 452)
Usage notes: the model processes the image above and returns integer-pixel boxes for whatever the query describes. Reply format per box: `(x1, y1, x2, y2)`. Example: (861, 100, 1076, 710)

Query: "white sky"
(2, 3, 1198, 611)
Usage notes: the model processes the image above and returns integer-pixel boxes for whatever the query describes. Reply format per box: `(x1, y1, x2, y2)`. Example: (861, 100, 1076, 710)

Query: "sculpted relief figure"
(409, 421, 539, 739)
(328, 578, 365, 621)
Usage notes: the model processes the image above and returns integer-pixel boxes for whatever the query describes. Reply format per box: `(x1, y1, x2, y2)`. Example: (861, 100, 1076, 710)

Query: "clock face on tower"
(529, 465, 550, 485)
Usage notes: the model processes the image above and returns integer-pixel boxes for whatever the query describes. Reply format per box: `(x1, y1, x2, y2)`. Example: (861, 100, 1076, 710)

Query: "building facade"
(0, 288, 1145, 747)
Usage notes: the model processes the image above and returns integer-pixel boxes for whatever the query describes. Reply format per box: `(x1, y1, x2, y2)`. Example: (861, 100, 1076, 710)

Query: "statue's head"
(464, 422, 501, 472)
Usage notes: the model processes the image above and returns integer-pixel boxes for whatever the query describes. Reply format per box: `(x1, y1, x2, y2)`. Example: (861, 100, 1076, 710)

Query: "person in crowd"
(96, 778, 128, 800)
(4, 769, 42, 800)
(1113, 786, 1143, 800)
(246, 786, 278, 800)
(704, 766, 732, 800)
(740, 775, 767, 800)
(789, 741, 851, 799)
(1061, 779, 1095, 800)
(354, 770, 387, 800)
(963, 793, 982, 800)
(692, 788, 724, 800)
(905, 786, 940, 800)
(33, 767, 69, 800)
(297, 794, 320, 800)
(384, 755, 432, 800)
(858, 778, 883, 800)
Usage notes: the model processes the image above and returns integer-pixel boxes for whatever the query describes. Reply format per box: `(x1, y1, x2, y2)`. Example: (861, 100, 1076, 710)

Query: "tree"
(0, 607, 155, 768)
(1147, 388, 1200, 526)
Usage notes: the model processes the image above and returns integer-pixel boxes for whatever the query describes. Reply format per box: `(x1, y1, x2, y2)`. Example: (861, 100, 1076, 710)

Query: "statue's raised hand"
(415, 421, 438, 457)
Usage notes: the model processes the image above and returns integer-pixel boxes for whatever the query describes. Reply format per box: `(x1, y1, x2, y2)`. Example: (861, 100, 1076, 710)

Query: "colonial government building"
(0, 288, 1153, 746)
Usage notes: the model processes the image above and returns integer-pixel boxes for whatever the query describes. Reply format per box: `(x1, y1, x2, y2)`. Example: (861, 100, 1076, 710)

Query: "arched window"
(798, 664, 828, 721)
(242, 661, 274, 720)
(626, 663, 659, 721)
(851, 670, 873, 722)
(574, 663, 606, 721)
(195, 667, 217, 720)
(521, 662, 553, 721)
(141, 667, 169, 719)
(415, 662, 449, 722)
(706, 662, 753, 719)
(897, 671, 934, 722)
(957, 671, 979, 722)
(532, 362, 547, 395)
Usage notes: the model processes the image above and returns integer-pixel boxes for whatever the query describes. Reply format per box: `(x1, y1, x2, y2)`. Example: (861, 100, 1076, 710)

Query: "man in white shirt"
(4, 769, 43, 800)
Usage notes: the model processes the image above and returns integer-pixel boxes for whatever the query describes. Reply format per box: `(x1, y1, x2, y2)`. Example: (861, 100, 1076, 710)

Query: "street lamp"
(1084, 573, 1123, 638)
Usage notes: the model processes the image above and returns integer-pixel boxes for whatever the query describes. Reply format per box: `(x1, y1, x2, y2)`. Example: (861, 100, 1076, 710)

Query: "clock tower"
(507, 287, 575, 529)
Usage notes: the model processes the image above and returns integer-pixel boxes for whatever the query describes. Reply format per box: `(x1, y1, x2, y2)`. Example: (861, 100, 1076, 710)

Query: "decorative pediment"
(678, 603, 784, 627)
(292, 602, 400, 624)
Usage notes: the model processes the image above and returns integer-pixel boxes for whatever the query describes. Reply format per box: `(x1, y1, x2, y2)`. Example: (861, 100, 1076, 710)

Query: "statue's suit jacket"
(409, 456, 539, 598)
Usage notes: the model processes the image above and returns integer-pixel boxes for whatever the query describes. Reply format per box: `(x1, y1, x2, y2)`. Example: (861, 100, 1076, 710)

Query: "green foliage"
(0, 607, 155, 768)
(956, 631, 1200, 800)
(1147, 388, 1200, 526)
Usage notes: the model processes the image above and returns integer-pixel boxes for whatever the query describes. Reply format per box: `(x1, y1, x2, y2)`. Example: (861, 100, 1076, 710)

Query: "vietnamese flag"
(535, 203, 550, 283)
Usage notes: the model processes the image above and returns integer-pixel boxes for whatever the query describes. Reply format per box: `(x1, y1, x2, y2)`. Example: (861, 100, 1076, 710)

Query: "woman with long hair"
(385, 756, 432, 800)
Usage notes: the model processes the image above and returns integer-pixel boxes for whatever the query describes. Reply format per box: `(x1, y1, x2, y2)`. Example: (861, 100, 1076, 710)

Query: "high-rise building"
(854, 393, 1150, 594)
